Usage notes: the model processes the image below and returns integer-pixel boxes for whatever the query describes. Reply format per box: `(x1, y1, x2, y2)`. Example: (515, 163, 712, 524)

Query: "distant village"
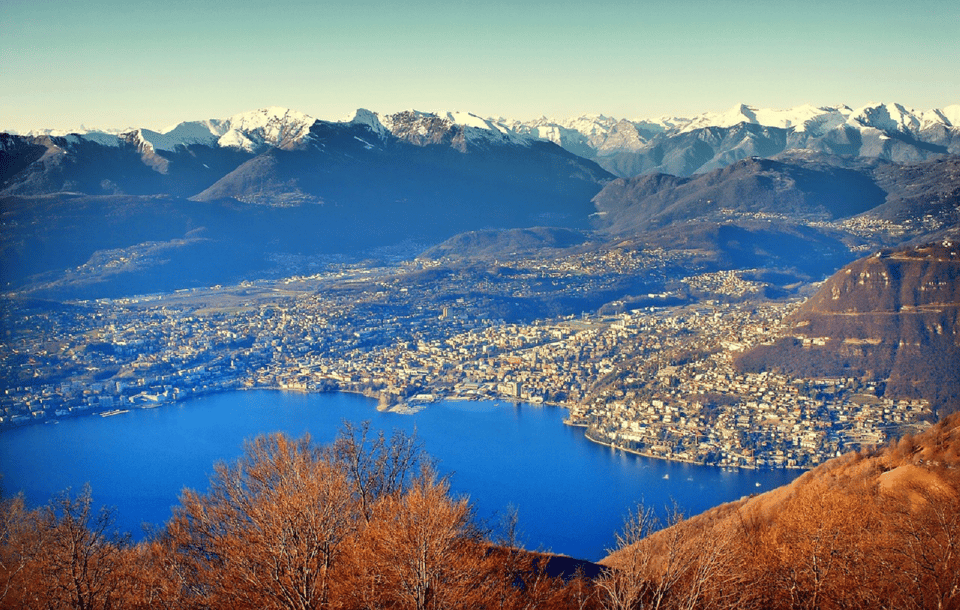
(0, 245, 932, 469)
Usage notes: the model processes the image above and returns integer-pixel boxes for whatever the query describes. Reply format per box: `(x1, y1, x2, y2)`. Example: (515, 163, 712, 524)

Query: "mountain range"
(0, 108, 613, 298)
(2, 103, 959, 300)
(8, 102, 960, 178)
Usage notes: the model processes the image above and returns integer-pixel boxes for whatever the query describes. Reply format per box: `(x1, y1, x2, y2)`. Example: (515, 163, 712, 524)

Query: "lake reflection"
(0, 391, 802, 561)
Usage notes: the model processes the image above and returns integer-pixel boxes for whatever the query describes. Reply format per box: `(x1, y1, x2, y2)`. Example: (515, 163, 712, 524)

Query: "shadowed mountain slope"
(0, 119, 612, 299)
(592, 156, 888, 234)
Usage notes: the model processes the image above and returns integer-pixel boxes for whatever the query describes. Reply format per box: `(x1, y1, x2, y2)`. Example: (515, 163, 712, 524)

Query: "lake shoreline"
(0, 389, 804, 561)
(3, 385, 806, 472)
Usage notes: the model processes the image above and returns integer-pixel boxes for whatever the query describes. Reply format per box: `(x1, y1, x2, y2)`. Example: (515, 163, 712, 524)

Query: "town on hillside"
(1, 244, 933, 469)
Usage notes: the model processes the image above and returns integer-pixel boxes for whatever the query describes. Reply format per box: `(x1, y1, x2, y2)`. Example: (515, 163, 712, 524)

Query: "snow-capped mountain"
(126, 107, 318, 154)
(375, 110, 528, 151)
(0, 105, 615, 298)
(4, 99, 959, 301)
(5, 102, 959, 179)
(672, 103, 851, 134)
(0, 103, 612, 216)
(538, 102, 960, 176)
(357, 101, 960, 176)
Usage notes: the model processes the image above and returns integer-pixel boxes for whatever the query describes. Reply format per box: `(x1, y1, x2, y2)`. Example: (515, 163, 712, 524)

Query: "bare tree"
(166, 432, 358, 610)
(596, 504, 656, 610)
(597, 502, 733, 610)
(359, 466, 488, 610)
(31, 485, 130, 610)
(0, 492, 41, 607)
(671, 521, 734, 610)
(730, 480, 889, 610)
(887, 475, 960, 610)
(332, 420, 425, 523)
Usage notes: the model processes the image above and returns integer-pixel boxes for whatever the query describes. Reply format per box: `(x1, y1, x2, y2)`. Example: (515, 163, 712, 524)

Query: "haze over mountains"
(2, 102, 959, 300)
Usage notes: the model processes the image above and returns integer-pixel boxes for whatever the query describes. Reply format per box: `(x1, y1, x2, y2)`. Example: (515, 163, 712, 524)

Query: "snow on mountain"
(378, 109, 529, 149)
(554, 115, 619, 145)
(134, 121, 225, 152)
(214, 107, 317, 152)
(751, 104, 849, 133)
(506, 114, 670, 157)
(7, 101, 957, 171)
(846, 102, 921, 133)
(919, 108, 955, 130)
(675, 103, 849, 134)
(505, 117, 596, 157)
(17, 128, 124, 147)
(843, 102, 959, 134)
(440, 111, 512, 135)
(62, 131, 123, 147)
(106, 108, 318, 154)
(942, 105, 960, 127)
(435, 111, 529, 146)
(345, 108, 390, 139)
(23, 126, 126, 139)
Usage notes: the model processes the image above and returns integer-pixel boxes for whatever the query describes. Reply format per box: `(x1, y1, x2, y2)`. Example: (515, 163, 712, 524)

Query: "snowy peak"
(847, 102, 919, 133)
(506, 117, 596, 158)
(6, 101, 958, 179)
(379, 110, 528, 150)
(506, 114, 666, 158)
(676, 103, 848, 134)
(942, 105, 960, 127)
(118, 108, 318, 154)
(378, 110, 454, 146)
(677, 103, 757, 132)
(345, 108, 390, 139)
(513, 102, 958, 177)
(215, 107, 317, 152)
(127, 121, 223, 153)
(842, 101, 958, 135)
(434, 111, 514, 136)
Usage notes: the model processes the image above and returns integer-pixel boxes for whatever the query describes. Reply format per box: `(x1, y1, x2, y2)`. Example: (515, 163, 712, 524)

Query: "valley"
(0, 236, 947, 469)
(3, 0, 959, 601)
(1, 100, 960, 609)
(3, 103, 959, 474)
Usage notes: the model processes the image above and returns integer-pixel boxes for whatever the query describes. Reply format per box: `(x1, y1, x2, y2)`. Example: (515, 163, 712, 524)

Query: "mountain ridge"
(736, 241, 960, 414)
(7, 101, 958, 178)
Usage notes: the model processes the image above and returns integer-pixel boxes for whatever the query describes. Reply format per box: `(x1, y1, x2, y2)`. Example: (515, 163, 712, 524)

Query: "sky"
(1, 0, 958, 133)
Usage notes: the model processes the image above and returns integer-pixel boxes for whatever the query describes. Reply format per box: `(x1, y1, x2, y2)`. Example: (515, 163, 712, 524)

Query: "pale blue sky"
(1, 0, 957, 132)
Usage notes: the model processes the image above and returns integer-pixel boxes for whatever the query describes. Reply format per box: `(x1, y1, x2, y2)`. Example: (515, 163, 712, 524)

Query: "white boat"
(100, 409, 130, 417)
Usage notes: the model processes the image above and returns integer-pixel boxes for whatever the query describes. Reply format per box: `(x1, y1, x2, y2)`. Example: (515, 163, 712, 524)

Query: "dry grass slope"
(603, 411, 960, 609)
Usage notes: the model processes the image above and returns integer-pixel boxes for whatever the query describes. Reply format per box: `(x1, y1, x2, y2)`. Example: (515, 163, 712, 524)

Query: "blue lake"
(0, 390, 802, 561)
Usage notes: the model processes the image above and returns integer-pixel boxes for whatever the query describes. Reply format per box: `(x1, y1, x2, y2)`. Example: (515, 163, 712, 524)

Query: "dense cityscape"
(1, 243, 932, 469)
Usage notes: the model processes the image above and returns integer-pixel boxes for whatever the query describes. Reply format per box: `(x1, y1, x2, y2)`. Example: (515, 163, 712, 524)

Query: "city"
(0, 243, 932, 469)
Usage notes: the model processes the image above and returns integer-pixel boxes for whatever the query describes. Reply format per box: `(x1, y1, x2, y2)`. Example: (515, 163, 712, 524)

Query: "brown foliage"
(150, 427, 597, 610)
(1, 426, 602, 610)
(0, 485, 134, 610)
(729, 481, 894, 609)
(11, 414, 960, 610)
(597, 503, 734, 610)
(883, 475, 960, 610)
(343, 469, 494, 610)
(162, 432, 359, 609)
